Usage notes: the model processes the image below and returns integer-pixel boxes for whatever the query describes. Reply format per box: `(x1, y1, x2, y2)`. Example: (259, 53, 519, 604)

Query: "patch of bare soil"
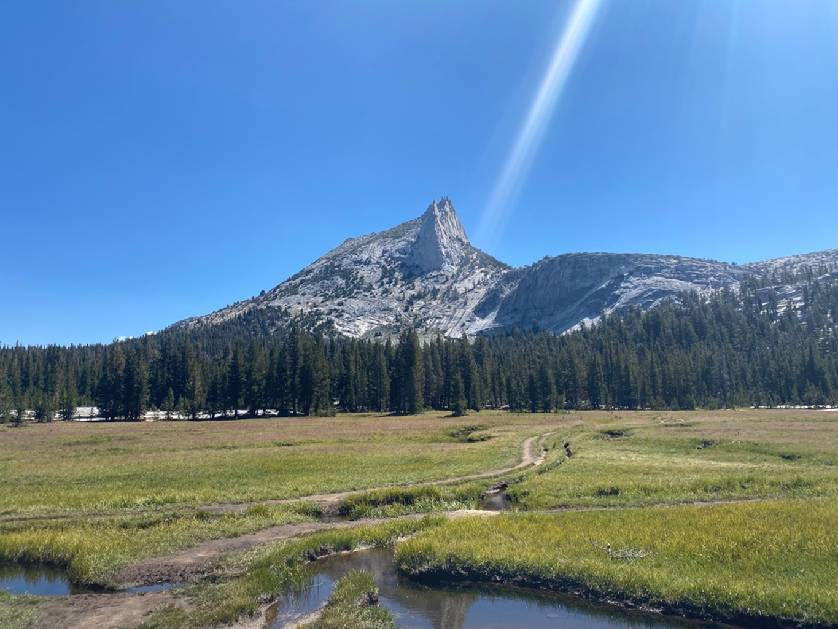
(113, 520, 356, 587)
(35, 591, 186, 629)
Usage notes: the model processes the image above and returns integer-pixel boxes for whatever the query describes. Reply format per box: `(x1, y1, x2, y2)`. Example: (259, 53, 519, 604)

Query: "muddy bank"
(111, 510, 497, 589)
(34, 590, 187, 629)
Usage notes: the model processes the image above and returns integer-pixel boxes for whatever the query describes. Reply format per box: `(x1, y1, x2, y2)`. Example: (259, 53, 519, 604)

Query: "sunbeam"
(477, 0, 602, 247)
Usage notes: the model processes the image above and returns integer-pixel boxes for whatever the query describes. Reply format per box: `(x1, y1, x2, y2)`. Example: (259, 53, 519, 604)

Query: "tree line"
(1, 270, 836, 422)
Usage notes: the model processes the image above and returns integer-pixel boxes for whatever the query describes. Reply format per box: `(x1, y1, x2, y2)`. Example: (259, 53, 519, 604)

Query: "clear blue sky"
(2, 1, 837, 346)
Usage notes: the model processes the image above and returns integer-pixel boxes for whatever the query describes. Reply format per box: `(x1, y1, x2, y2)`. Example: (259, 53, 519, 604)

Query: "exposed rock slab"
(175, 199, 837, 337)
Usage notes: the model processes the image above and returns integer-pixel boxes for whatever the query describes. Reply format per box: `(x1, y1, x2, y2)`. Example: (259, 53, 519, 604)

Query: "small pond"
(270, 547, 703, 628)
(480, 488, 509, 511)
(0, 563, 90, 597)
(0, 562, 182, 597)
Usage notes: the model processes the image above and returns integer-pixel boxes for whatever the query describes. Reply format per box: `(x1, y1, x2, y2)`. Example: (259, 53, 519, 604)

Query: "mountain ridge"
(176, 199, 837, 338)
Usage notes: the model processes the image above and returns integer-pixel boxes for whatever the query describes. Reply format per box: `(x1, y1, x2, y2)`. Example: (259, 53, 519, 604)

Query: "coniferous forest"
(1, 272, 836, 422)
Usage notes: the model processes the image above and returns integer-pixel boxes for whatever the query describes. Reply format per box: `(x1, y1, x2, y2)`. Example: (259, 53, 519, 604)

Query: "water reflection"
(480, 488, 509, 511)
(0, 562, 86, 596)
(272, 548, 697, 629)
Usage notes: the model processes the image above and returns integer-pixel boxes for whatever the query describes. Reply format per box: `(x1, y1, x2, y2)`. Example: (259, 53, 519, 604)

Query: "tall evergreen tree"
(122, 350, 147, 421)
(391, 329, 423, 415)
(226, 347, 243, 417)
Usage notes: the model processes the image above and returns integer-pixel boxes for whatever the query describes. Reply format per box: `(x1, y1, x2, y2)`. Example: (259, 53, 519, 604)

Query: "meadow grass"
(0, 592, 38, 629)
(144, 516, 443, 628)
(303, 570, 394, 628)
(0, 503, 318, 585)
(0, 413, 554, 516)
(396, 499, 838, 625)
(508, 410, 838, 509)
(1, 410, 835, 627)
(336, 482, 489, 519)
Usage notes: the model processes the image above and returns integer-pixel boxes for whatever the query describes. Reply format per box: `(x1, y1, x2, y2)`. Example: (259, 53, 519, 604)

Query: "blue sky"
(2, 1, 837, 346)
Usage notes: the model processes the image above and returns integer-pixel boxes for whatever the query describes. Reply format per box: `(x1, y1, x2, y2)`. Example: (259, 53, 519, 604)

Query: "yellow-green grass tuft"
(396, 499, 838, 625)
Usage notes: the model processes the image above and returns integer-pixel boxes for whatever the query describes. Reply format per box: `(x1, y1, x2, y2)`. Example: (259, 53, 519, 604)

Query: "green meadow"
(0, 409, 835, 627)
(396, 500, 838, 625)
(508, 410, 838, 509)
(0, 413, 549, 516)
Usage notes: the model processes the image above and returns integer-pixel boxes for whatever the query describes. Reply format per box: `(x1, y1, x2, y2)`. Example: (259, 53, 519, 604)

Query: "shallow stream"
(270, 547, 699, 629)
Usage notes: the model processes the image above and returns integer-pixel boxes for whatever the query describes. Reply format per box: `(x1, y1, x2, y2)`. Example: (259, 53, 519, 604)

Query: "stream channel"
(269, 547, 705, 629)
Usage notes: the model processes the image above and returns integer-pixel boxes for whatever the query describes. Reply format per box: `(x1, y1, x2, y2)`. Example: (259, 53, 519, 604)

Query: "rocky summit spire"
(177, 191, 835, 340)
(408, 197, 470, 274)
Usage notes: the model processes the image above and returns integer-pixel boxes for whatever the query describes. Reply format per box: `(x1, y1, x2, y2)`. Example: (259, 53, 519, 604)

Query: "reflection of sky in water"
(0, 562, 181, 597)
(272, 548, 694, 629)
(0, 563, 78, 596)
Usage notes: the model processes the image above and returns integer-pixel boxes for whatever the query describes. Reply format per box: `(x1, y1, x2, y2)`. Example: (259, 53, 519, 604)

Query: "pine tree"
(527, 372, 538, 414)
(285, 327, 303, 415)
(34, 394, 57, 422)
(0, 371, 9, 423)
(122, 350, 147, 421)
(310, 339, 332, 415)
(14, 396, 26, 426)
(368, 342, 389, 412)
(185, 365, 204, 419)
(243, 345, 266, 417)
(58, 378, 77, 420)
(449, 371, 467, 417)
(537, 362, 556, 412)
(459, 338, 481, 411)
(227, 347, 243, 418)
(391, 329, 423, 415)
(162, 387, 175, 420)
(97, 344, 124, 420)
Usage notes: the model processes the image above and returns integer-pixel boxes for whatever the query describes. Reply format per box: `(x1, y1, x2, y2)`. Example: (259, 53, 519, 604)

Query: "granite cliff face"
(406, 200, 471, 275)
(479, 253, 751, 333)
(176, 199, 837, 338)
(179, 199, 509, 338)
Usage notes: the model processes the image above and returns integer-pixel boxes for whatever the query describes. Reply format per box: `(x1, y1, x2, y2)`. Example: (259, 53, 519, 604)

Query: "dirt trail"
(36, 591, 186, 629)
(33, 510, 500, 629)
(109, 433, 551, 587)
(114, 509, 498, 588)
(17, 434, 550, 629)
(215, 432, 552, 513)
(0, 432, 552, 525)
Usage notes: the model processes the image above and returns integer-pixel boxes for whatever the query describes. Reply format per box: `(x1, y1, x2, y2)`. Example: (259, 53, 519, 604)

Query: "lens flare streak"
(478, 0, 602, 245)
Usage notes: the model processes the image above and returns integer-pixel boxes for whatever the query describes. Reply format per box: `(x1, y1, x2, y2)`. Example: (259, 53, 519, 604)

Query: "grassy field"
(0, 412, 553, 587)
(396, 500, 838, 625)
(0, 503, 319, 585)
(0, 592, 38, 629)
(1, 409, 836, 627)
(0, 413, 555, 515)
(335, 482, 489, 519)
(509, 409, 838, 509)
